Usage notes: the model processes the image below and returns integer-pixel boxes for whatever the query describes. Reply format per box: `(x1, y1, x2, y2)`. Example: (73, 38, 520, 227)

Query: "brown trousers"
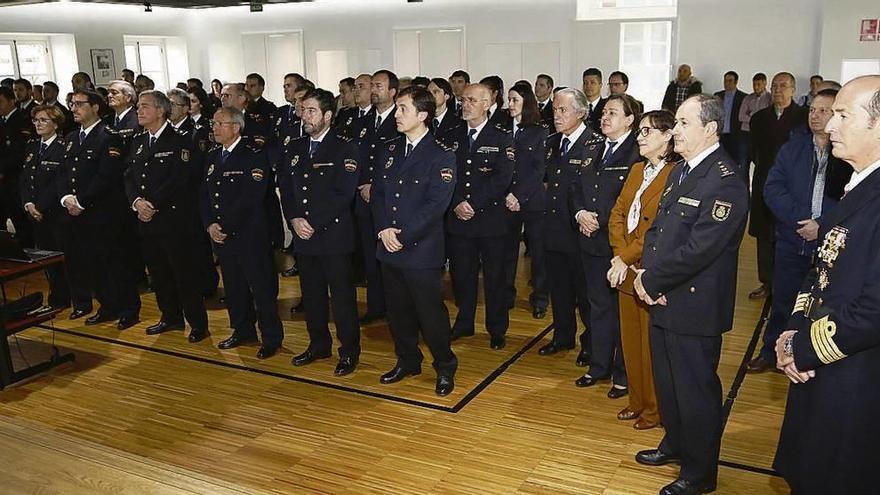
(618, 290, 660, 423)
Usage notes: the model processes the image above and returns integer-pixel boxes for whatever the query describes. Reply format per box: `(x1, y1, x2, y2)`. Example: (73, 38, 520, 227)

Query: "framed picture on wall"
(90, 48, 116, 86)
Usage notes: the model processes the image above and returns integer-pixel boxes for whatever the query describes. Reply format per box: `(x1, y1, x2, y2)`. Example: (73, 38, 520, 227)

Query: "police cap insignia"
(344, 159, 358, 172)
(711, 200, 732, 222)
(440, 168, 453, 183)
(251, 168, 265, 181)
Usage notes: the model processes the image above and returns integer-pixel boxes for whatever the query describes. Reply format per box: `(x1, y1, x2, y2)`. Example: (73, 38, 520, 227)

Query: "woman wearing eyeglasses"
(19, 105, 73, 310)
(606, 109, 678, 430)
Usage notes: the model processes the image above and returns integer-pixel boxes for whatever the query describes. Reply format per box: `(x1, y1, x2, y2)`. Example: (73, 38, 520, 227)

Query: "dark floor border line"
(718, 459, 781, 478)
(34, 322, 552, 414)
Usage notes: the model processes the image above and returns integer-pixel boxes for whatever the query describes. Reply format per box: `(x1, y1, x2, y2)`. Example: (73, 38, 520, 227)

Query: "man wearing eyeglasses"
(200, 107, 284, 360)
(0, 85, 35, 248)
(59, 89, 142, 330)
(124, 90, 209, 343)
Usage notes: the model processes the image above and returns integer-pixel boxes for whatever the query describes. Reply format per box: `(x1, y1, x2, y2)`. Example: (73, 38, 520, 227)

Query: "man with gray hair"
(124, 90, 209, 342)
(105, 80, 140, 143)
(633, 94, 749, 495)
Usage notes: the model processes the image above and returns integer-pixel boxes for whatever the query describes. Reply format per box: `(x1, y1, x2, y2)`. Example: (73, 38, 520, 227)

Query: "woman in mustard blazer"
(607, 110, 679, 430)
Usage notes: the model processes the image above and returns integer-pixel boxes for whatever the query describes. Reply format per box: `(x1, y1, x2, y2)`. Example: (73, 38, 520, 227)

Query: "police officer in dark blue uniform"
(0, 85, 35, 248)
(200, 107, 284, 360)
(372, 86, 458, 397)
(244, 73, 277, 149)
(279, 88, 362, 376)
(273, 76, 307, 270)
(124, 90, 209, 343)
(444, 83, 515, 349)
(538, 88, 600, 360)
(59, 89, 142, 330)
(336, 74, 373, 141)
(633, 94, 748, 495)
(571, 94, 642, 397)
(427, 77, 463, 142)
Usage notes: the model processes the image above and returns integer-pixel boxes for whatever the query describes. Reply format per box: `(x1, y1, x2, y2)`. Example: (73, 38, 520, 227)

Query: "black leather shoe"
(359, 312, 385, 325)
(746, 356, 774, 373)
(117, 316, 140, 330)
(635, 449, 681, 466)
(538, 341, 574, 356)
(334, 356, 359, 376)
(290, 301, 305, 314)
(607, 386, 629, 399)
(450, 327, 475, 341)
(379, 365, 421, 384)
(281, 266, 299, 277)
(85, 311, 114, 326)
(490, 335, 506, 350)
(575, 349, 591, 367)
(256, 345, 279, 360)
(532, 307, 546, 319)
(435, 375, 454, 396)
(218, 334, 258, 350)
(145, 321, 184, 335)
(292, 348, 331, 366)
(575, 374, 600, 388)
(659, 478, 716, 495)
(69, 308, 92, 320)
(188, 328, 210, 343)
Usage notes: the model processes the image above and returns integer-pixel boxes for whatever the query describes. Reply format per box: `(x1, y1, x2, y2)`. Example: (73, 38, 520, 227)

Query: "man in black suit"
(280, 89, 362, 376)
(634, 94, 749, 495)
(373, 86, 458, 396)
(105, 80, 141, 146)
(582, 68, 606, 134)
(124, 90, 209, 343)
(0, 85, 35, 247)
(427, 77, 462, 141)
(713, 71, 748, 172)
(444, 83, 515, 349)
(535, 74, 555, 124)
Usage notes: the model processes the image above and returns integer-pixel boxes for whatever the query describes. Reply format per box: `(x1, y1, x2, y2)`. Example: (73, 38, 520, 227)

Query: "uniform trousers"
(381, 263, 457, 376)
(218, 244, 283, 347)
(618, 291, 659, 423)
(355, 200, 386, 315)
(503, 210, 549, 311)
(651, 324, 722, 484)
(297, 253, 360, 359)
(546, 250, 591, 347)
(448, 234, 508, 337)
(54, 220, 93, 312)
(582, 254, 626, 385)
(31, 218, 70, 308)
(143, 233, 208, 330)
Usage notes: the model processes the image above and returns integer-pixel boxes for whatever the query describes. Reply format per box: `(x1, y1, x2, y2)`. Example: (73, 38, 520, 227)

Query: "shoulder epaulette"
(208, 144, 222, 153)
(132, 129, 147, 138)
(586, 133, 604, 145)
(335, 133, 354, 143)
(386, 135, 403, 147)
(103, 126, 120, 136)
(717, 160, 736, 178)
(27, 137, 40, 145)
(495, 122, 512, 133)
(436, 138, 454, 152)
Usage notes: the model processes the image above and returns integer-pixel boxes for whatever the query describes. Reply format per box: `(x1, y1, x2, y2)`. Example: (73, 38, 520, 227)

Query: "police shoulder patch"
(711, 200, 732, 222)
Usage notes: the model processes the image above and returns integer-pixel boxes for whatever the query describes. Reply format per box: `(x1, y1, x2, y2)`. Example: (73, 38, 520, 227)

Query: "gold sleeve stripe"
(792, 293, 810, 315)
(810, 315, 846, 365)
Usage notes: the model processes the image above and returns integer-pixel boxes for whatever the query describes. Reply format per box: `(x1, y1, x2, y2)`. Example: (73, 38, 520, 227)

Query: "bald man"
(662, 64, 703, 112)
(773, 75, 880, 495)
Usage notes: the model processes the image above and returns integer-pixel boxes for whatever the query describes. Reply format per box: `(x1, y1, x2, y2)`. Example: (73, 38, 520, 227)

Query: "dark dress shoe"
(532, 307, 546, 319)
(538, 341, 574, 356)
(188, 328, 210, 343)
(334, 356, 359, 376)
(85, 312, 115, 326)
(635, 448, 681, 466)
(69, 308, 92, 320)
(575, 374, 600, 388)
(145, 321, 184, 335)
(218, 334, 258, 350)
(748, 284, 769, 300)
(117, 316, 140, 330)
(435, 375, 454, 396)
(617, 408, 640, 421)
(359, 312, 385, 325)
(281, 266, 299, 277)
(450, 327, 475, 341)
(290, 301, 305, 314)
(490, 335, 506, 350)
(660, 478, 716, 495)
(634, 418, 659, 430)
(292, 348, 331, 366)
(746, 356, 773, 373)
(575, 349, 591, 367)
(256, 345, 279, 360)
(379, 365, 421, 384)
(607, 386, 629, 399)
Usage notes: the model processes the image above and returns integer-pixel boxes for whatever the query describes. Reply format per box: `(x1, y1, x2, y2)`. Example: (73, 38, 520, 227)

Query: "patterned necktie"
(679, 162, 691, 185)
(221, 149, 231, 163)
(602, 141, 617, 163)
(79, 130, 86, 145)
(561, 137, 571, 158)
(467, 128, 478, 153)
(406, 143, 413, 157)
(309, 140, 319, 158)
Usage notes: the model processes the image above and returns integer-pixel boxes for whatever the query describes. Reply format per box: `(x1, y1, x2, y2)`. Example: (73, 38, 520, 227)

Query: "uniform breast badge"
(817, 226, 848, 268)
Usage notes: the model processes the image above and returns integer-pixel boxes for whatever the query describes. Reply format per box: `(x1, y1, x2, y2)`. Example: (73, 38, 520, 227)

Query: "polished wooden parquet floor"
(0, 236, 793, 494)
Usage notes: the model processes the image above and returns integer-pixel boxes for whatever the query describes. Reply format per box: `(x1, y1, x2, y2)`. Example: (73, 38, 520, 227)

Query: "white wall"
(819, 0, 880, 82)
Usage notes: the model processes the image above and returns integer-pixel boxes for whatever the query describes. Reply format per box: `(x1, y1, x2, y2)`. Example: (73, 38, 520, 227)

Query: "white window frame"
(0, 37, 54, 84)
(577, 0, 677, 21)
(618, 20, 673, 111)
(123, 37, 170, 90)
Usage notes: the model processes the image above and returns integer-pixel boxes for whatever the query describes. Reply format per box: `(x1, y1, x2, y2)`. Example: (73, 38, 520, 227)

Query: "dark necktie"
(220, 149, 231, 163)
(514, 124, 522, 140)
(358, 108, 365, 119)
(561, 137, 571, 158)
(149, 135, 157, 149)
(406, 143, 413, 157)
(467, 128, 478, 153)
(539, 102, 545, 112)
(588, 102, 593, 116)
(288, 106, 294, 120)
(39, 141, 48, 156)
(433, 118, 440, 132)
(376, 115, 382, 130)
(309, 140, 319, 158)
(114, 115, 121, 128)
(79, 130, 86, 145)
(602, 141, 617, 163)
(679, 162, 691, 185)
